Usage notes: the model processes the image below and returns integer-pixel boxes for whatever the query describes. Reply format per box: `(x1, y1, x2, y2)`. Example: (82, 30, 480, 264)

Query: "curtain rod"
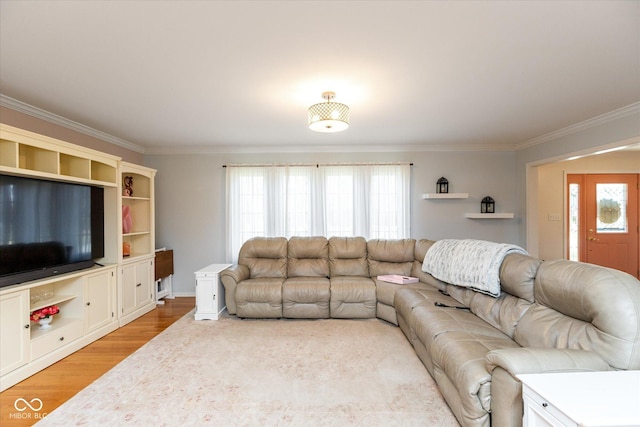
(223, 162, 413, 168)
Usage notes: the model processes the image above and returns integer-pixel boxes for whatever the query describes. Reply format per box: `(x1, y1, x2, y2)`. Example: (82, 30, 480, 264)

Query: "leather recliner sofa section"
(220, 236, 640, 427)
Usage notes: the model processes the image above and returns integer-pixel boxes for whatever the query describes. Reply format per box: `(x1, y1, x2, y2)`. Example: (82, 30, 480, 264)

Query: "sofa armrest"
(220, 265, 250, 315)
(486, 347, 610, 376)
(485, 348, 610, 427)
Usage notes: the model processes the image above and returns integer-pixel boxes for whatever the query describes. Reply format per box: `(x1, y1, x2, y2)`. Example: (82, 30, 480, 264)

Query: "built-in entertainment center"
(0, 124, 157, 391)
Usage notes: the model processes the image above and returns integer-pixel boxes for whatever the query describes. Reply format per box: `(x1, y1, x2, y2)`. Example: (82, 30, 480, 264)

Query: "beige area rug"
(36, 311, 459, 426)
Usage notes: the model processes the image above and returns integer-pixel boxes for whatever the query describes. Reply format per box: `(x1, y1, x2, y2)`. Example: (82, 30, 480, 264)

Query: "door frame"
(564, 171, 639, 277)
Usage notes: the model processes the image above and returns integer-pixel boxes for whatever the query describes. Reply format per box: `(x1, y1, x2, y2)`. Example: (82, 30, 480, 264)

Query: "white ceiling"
(1, 1, 639, 153)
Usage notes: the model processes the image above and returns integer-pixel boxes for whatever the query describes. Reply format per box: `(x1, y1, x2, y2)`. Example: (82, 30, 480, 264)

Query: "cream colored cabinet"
(1, 265, 120, 391)
(84, 267, 117, 333)
(29, 275, 84, 360)
(0, 125, 156, 391)
(118, 257, 155, 326)
(117, 162, 157, 326)
(0, 290, 30, 377)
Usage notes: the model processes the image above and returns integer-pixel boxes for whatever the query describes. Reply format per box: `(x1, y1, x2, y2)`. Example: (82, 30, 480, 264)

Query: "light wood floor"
(0, 297, 195, 427)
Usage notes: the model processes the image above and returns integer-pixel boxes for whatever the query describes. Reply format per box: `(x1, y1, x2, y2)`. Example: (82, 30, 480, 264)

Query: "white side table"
(194, 263, 231, 320)
(518, 371, 640, 427)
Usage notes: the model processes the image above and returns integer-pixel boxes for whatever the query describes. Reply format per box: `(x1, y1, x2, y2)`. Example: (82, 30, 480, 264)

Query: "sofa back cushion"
(328, 236, 368, 277)
(445, 285, 533, 339)
(411, 239, 448, 291)
(288, 236, 330, 277)
(499, 253, 541, 303)
(239, 237, 288, 279)
(367, 239, 416, 277)
(514, 260, 640, 370)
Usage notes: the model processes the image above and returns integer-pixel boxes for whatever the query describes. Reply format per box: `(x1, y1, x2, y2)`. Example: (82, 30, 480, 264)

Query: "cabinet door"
(0, 290, 30, 376)
(135, 260, 153, 307)
(85, 269, 115, 333)
(120, 264, 137, 316)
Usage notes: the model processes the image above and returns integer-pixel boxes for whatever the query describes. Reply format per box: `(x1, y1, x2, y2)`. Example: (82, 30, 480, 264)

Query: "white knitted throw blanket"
(422, 239, 528, 297)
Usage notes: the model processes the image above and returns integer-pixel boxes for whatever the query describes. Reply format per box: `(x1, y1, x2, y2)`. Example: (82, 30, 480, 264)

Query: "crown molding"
(515, 102, 640, 150)
(143, 142, 515, 155)
(0, 94, 146, 154)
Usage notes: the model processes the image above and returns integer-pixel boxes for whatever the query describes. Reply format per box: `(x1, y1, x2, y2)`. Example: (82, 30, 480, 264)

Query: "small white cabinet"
(519, 371, 640, 427)
(194, 264, 231, 320)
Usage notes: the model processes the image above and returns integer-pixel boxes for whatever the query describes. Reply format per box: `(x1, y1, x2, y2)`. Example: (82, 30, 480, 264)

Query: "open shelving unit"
(422, 193, 469, 199)
(120, 163, 155, 261)
(0, 126, 118, 187)
(465, 213, 515, 219)
(118, 162, 157, 327)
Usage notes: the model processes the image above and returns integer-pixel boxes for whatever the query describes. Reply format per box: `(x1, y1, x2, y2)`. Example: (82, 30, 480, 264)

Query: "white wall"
(145, 150, 519, 295)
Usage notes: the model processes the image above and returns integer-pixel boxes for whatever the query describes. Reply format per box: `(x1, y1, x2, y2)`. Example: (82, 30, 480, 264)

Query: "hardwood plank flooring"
(0, 297, 195, 427)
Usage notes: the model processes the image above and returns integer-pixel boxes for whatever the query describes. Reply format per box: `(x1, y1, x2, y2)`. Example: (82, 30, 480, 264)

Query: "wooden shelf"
(30, 294, 76, 312)
(422, 193, 469, 199)
(465, 213, 514, 219)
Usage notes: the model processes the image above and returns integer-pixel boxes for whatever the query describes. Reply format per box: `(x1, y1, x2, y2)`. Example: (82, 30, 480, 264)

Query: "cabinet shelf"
(465, 213, 514, 219)
(123, 231, 151, 237)
(422, 193, 469, 199)
(30, 294, 76, 312)
(122, 196, 151, 201)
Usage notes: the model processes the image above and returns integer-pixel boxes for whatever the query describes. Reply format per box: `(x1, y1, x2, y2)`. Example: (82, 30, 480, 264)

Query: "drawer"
(31, 319, 83, 360)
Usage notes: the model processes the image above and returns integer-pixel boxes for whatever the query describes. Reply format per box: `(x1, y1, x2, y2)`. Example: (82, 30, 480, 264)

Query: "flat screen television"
(0, 174, 104, 288)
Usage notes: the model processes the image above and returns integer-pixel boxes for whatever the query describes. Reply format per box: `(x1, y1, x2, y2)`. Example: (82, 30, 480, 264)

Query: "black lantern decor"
(436, 177, 449, 194)
(481, 196, 495, 213)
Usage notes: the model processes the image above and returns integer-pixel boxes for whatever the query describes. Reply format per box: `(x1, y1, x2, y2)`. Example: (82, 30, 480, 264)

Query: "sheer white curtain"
(226, 164, 410, 262)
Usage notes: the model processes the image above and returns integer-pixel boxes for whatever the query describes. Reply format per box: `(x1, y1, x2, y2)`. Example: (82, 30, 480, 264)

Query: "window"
(226, 164, 410, 261)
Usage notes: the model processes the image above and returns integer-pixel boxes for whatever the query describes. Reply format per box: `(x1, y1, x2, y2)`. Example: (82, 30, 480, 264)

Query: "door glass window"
(596, 183, 627, 233)
(569, 183, 579, 261)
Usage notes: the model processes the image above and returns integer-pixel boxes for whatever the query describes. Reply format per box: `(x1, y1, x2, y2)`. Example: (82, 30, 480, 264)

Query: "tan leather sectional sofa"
(220, 236, 640, 427)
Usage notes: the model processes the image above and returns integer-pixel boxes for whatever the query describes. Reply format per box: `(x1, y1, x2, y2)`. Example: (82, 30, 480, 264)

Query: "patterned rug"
(36, 311, 458, 426)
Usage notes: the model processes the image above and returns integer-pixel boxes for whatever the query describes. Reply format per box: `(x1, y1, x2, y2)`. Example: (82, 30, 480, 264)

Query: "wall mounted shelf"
(422, 193, 469, 199)
(465, 213, 514, 219)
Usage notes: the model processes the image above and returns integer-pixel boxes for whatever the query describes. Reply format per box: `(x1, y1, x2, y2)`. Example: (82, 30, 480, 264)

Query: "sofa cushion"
(288, 236, 329, 277)
(239, 237, 288, 279)
(329, 276, 376, 318)
(283, 277, 330, 318)
(328, 236, 368, 276)
(515, 260, 640, 370)
(411, 239, 448, 292)
(499, 253, 541, 303)
(235, 278, 284, 318)
(445, 285, 534, 339)
(367, 239, 415, 277)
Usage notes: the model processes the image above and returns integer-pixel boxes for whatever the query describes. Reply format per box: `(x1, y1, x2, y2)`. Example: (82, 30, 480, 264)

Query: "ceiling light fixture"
(308, 91, 350, 133)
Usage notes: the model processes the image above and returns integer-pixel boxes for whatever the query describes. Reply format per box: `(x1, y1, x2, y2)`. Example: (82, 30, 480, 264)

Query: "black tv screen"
(0, 174, 104, 288)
